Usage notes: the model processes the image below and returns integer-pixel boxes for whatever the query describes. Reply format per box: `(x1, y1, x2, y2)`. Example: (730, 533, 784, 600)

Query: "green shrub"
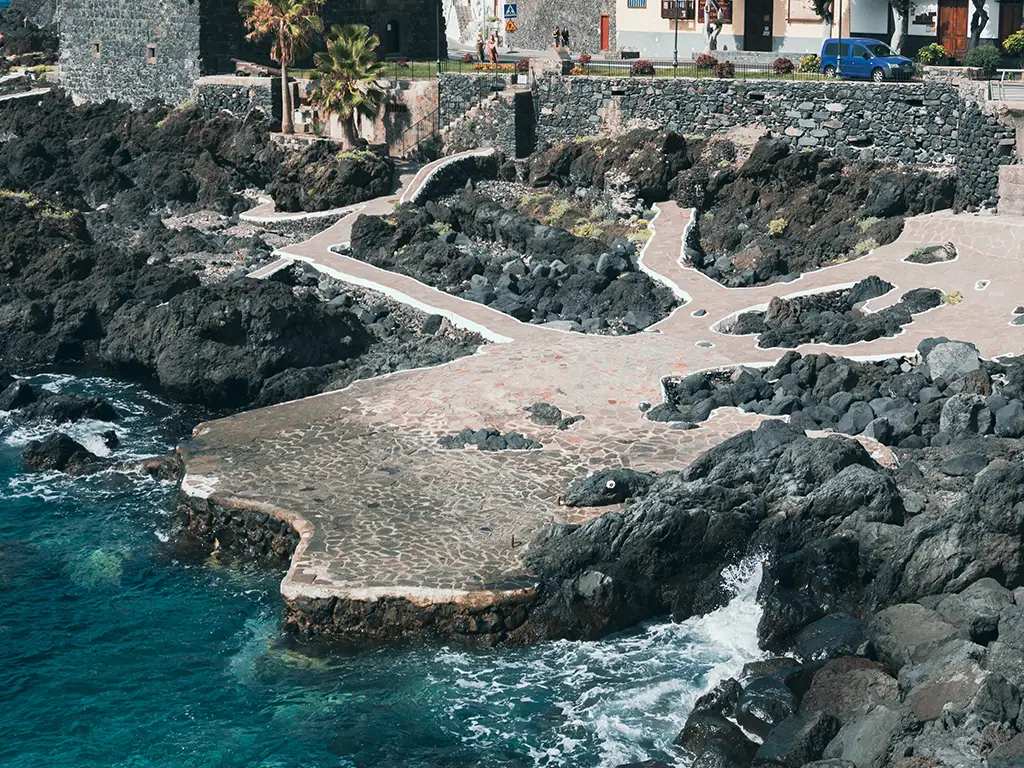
(964, 44, 1002, 77)
(572, 218, 595, 238)
(1005, 31, 1024, 66)
(853, 237, 879, 255)
(797, 54, 820, 73)
(768, 218, 788, 236)
(857, 216, 881, 232)
(916, 43, 948, 65)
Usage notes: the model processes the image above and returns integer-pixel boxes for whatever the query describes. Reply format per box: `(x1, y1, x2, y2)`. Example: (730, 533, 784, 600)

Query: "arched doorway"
(385, 20, 400, 55)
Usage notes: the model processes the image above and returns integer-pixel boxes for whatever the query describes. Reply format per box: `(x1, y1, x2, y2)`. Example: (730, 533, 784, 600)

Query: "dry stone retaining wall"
(440, 74, 1017, 209)
(195, 78, 276, 121)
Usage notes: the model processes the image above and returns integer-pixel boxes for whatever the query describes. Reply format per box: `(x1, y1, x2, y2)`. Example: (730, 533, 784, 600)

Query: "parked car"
(819, 38, 915, 81)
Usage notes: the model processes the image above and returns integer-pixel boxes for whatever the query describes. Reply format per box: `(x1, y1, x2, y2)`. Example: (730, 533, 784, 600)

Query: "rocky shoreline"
(0, 94, 481, 414)
(7, 87, 1024, 766)
(172, 337, 1024, 765)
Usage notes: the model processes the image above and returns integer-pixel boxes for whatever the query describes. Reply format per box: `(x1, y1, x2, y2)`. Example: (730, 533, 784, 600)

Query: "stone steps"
(999, 166, 1024, 217)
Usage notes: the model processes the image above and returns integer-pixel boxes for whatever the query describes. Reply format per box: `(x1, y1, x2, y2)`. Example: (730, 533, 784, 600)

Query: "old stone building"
(58, 0, 446, 107)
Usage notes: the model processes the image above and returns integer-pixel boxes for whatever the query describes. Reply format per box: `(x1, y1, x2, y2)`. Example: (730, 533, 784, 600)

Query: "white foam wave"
(429, 558, 765, 768)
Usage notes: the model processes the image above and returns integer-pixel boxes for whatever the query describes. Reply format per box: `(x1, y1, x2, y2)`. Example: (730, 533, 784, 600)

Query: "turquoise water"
(0, 374, 764, 768)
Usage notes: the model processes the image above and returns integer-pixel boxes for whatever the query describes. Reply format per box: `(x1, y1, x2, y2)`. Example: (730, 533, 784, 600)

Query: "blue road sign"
(503, 3, 518, 17)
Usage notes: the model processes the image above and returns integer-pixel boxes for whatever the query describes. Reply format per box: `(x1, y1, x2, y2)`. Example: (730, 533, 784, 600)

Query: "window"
(628, 0, 647, 7)
(92, 41, 101, 58)
(852, 44, 870, 58)
(661, 0, 695, 19)
(823, 42, 838, 56)
(866, 42, 895, 57)
(147, 44, 157, 64)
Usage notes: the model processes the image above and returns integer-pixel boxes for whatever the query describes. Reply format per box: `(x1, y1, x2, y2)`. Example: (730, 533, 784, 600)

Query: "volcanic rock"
(23, 432, 103, 474)
(563, 468, 656, 507)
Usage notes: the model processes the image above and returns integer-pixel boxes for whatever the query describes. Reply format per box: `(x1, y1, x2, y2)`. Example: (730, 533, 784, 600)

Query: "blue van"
(819, 38, 915, 81)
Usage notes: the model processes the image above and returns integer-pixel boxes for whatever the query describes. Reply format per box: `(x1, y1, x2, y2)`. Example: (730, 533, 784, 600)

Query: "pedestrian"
(476, 32, 485, 62)
(487, 32, 498, 64)
(561, 26, 570, 49)
(552, 26, 561, 49)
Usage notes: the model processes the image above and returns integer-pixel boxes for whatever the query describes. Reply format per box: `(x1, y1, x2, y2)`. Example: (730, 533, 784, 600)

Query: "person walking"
(561, 26, 570, 49)
(487, 32, 498, 64)
(476, 33, 485, 62)
(552, 26, 561, 49)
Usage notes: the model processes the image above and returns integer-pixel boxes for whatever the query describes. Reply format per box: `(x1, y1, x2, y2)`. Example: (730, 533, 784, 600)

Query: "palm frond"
(240, 0, 324, 65)
(308, 24, 388, 124)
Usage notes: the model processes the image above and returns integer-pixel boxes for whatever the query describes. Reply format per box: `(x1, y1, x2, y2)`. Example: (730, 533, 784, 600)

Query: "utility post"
(836, 0, 843, 77)
(436, 0, 442, 76)
(673, 0, 680, 73)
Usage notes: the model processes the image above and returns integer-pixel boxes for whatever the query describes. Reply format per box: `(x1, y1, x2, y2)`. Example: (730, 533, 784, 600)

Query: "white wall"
(850, 0, 888, 34)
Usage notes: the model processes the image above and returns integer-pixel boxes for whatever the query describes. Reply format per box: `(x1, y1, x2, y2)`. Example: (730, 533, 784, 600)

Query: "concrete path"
(178, 152, 1024, 609)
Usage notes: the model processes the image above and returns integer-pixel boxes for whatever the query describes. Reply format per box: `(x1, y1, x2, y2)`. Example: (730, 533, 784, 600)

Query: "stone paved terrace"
(178, 150, 1024, 615)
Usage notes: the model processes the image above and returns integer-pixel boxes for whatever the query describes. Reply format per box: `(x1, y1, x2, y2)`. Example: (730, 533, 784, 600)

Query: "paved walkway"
(178, 151, 1024, 608)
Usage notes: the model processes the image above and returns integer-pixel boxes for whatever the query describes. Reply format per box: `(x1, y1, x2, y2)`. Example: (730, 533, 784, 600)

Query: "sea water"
(0, 374, 764, 768)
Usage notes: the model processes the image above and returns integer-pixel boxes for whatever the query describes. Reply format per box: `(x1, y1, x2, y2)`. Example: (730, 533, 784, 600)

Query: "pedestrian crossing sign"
(505, 18, 517, 31)
(503, 3, 517, 17)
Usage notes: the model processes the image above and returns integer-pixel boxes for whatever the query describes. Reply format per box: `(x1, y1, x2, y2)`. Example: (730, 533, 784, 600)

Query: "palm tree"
(240, 0, 324, 134)
(308, 24, 387, 147)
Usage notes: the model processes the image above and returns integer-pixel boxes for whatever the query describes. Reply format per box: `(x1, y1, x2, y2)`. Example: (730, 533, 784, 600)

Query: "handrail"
(995, 69, 1024, 101)
(398, 107, 440, 157)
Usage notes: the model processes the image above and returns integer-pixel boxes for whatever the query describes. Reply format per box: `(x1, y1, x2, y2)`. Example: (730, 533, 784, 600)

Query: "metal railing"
(397, 108, 440, 158)
(569, 59, 920, 81)
(992, 69, 1024, 100)
(376, 56, 930, 83)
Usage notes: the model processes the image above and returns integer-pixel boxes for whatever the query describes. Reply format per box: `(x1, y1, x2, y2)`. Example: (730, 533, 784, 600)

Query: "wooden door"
(600, 15, 610, 50)
(1000, 3, 1023, 47)
(938, 0, 968, 59)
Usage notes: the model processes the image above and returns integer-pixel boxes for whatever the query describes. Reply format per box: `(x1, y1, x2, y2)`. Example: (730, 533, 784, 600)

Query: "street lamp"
(836, 0, 843, 77)
(673, 0, 680, 70)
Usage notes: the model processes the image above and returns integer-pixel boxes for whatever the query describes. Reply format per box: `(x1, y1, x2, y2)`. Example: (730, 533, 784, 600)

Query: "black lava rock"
(23, 432, 103, 474)
(564, 468, 656, 507)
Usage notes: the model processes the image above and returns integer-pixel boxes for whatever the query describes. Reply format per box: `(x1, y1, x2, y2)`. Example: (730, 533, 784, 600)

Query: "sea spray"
(430, 558, 765, 768)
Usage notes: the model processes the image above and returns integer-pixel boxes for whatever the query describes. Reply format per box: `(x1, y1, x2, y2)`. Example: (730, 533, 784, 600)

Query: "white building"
(614, 0, 1020, 58)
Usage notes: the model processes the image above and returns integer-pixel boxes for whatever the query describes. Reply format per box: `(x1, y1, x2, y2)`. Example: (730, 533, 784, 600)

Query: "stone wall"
(195, 76, 277, 121)
(174, 493, 300, 569)
(59, 0, 201, 107)
(512, 0, 615, 55)
(439, 73, 1017, 208)
(957, 99, 1019, 209)
(439, 72, 515, 127)
(58, 0, 447, 108)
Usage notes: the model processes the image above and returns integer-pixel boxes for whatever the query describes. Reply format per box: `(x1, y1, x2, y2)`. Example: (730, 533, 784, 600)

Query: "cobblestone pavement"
(178, 151, 1024, 607)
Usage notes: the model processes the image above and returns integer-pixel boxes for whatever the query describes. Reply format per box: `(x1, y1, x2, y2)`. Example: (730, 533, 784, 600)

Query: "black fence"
(376, 59, 533, 80)
(375, 57, 921, 82)
(572, 59, 919, 81)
